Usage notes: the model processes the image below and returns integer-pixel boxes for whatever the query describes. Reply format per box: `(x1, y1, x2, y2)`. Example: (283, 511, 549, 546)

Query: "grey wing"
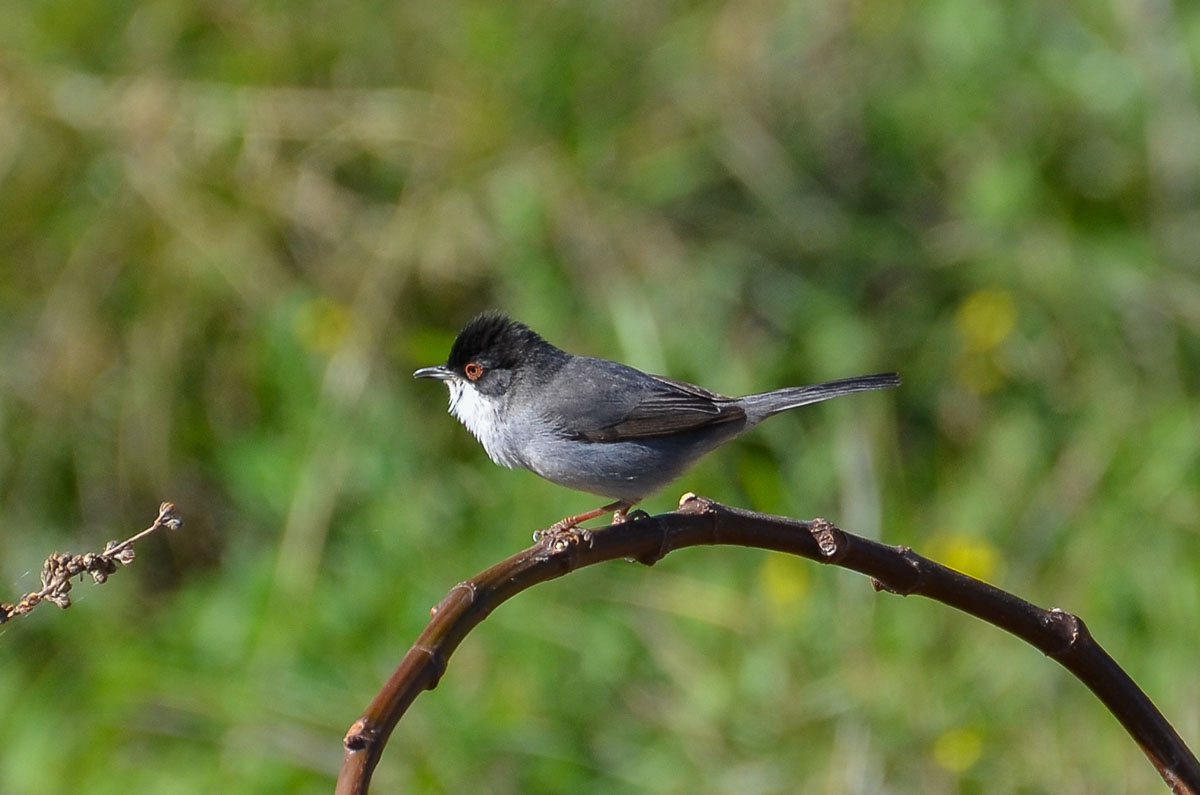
(546, 357, 746, 442)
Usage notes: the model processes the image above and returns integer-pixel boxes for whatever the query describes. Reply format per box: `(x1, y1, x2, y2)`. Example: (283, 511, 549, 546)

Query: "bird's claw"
(533, 524, 592, 550)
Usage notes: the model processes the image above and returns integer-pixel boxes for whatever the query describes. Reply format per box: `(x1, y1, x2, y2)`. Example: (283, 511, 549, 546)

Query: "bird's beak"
(413, 364, 455, 380)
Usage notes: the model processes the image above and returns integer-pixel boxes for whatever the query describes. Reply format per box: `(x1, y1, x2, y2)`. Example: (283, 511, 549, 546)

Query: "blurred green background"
(2, 1, 1199, 792)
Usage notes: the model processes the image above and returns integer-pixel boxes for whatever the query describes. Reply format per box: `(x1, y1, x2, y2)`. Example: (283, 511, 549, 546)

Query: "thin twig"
(0, 502, 183, 625)
(336, 494, 1199, 795)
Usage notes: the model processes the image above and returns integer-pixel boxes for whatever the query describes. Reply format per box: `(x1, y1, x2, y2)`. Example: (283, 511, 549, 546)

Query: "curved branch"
(336, 495, 1199, 794)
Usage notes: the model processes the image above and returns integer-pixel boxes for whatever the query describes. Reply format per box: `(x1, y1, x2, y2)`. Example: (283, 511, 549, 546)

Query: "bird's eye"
(464, 362, 485, 381)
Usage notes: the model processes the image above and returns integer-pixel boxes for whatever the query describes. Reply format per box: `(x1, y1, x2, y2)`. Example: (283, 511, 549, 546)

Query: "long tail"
(741, 372, 901, 422)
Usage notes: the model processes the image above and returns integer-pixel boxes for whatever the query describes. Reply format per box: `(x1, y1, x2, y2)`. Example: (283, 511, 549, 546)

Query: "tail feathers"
(743, 372, 901, 421)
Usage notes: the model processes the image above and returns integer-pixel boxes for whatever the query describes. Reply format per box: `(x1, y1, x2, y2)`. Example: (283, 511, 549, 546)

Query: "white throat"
(446, 379, 523, 468)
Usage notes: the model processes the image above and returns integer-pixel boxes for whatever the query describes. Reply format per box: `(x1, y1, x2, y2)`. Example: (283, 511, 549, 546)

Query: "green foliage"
(2, 0, 1199, 792)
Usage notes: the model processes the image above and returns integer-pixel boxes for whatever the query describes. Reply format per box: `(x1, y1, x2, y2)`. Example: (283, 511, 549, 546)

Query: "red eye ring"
(464, 362, 484, 381)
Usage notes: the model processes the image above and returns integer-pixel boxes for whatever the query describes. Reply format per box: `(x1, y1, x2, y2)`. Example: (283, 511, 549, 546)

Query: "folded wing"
(544, 358, 746, 442)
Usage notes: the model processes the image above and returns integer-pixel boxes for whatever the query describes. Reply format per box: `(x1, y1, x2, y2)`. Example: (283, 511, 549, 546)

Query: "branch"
(336, 494, 1199, 794)
(0, 502, 183, 625)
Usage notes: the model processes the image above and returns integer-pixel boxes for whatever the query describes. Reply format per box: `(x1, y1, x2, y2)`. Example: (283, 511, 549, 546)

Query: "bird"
(415, 311, 899, 533)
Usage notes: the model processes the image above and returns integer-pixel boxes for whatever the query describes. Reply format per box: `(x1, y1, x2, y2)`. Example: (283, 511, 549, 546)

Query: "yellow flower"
(927, 534, 1001, 582)
(934, 726, 984, 773)
(759, 554, 811, 616)
(956, 288, 1016, 353)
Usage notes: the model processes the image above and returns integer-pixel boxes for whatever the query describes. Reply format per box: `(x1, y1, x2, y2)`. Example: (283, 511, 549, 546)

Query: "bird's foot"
(533, 499, 636, 543)
(533, 516, 585, 544)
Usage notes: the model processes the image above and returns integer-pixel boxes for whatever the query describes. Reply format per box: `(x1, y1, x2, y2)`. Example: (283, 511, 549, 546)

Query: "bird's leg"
(610, 502, 634, 524)
(554, 499, 635, 531)
(535, 499, 636, 542)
